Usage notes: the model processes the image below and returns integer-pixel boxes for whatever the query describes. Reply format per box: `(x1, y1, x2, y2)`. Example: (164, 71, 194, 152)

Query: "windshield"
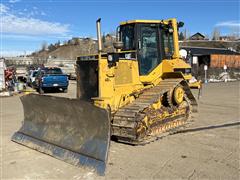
(44, 68, 63, 75)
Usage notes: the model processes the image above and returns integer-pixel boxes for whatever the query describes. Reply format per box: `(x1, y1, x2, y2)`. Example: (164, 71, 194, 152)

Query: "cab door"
(137, 24, 161, 75)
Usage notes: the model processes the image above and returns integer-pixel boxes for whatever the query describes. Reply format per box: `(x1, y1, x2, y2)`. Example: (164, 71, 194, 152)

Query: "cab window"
(162, 29, 174, 59)
(121, 24, 135, 50)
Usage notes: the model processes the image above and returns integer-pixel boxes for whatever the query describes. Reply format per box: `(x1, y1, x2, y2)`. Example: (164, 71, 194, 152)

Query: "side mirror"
(178, 21, 184, 28)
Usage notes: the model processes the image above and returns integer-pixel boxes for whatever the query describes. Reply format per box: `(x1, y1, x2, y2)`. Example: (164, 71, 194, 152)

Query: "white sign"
(204, 65, 208, 71)
(224, 65, 227, 70)
(193, 56, 198, 64)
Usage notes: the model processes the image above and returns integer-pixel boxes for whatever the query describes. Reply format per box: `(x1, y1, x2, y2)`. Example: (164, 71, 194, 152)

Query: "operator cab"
(117, 20, 180, 75)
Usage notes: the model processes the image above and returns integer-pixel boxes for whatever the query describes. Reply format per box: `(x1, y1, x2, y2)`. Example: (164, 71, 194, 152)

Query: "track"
(112, 78, 197, 145)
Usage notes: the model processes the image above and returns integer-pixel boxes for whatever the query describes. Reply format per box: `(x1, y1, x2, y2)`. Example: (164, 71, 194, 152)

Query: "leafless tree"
(41, 41, 48, 51)
(230, 26, 240, 40)
(184, 28, 187, 40)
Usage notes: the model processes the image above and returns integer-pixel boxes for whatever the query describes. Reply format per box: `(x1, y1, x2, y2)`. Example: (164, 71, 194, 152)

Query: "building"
(219, 36, 237, 41)
(4, 57, 34, 66)
(189, 33, 205, 40)
(180, 46, 240, 78)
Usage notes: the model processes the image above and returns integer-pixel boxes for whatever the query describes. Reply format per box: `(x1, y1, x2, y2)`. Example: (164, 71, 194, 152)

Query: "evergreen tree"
(102, 33, 106, 43)
(179, 32, 185, 40)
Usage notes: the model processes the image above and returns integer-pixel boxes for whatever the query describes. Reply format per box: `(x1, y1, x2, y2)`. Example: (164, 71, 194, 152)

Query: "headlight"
(108, 55, 113, 62)
(168, 28, 174, 33)
(125, 53, 131, 59)
(185, 68, 191, 74)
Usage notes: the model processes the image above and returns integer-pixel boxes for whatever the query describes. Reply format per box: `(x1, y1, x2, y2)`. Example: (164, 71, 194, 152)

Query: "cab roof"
(120, 19, 174, 25)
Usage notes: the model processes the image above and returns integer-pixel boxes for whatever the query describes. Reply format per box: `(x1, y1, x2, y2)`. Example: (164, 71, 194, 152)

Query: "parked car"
(27, 70, 38, 87)
(34, 67, 69, 94)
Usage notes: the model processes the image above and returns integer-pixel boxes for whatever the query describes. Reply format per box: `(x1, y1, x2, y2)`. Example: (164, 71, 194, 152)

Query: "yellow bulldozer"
(12, 18, 197, 175)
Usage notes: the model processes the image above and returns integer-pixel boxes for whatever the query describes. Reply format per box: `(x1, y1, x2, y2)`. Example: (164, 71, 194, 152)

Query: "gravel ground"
(1, 81, 239, 180)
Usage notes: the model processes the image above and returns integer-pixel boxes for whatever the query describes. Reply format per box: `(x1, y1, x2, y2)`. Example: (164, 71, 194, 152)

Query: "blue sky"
(0, 0, 239, 56)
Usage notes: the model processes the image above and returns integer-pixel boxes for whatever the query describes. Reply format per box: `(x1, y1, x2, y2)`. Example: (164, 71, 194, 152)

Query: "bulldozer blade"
(11, 94, 110, 175)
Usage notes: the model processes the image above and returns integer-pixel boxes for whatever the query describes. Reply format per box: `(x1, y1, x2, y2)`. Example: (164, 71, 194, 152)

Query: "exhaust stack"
(96, 18, 102, 53)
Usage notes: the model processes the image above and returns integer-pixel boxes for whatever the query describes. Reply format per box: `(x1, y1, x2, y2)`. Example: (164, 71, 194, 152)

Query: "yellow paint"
(120, 19, 175, 25)
(189, 81, 202, 89)
(173, 86, 184, 104)
(92, 56, 143, 111)
(151, 100, 162, 110)
(77, 18, 195, 112)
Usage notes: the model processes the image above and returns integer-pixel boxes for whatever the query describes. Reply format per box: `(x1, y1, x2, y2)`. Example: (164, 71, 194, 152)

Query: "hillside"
(31, 38, 240, 60)
(32, 36, 115, 60)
